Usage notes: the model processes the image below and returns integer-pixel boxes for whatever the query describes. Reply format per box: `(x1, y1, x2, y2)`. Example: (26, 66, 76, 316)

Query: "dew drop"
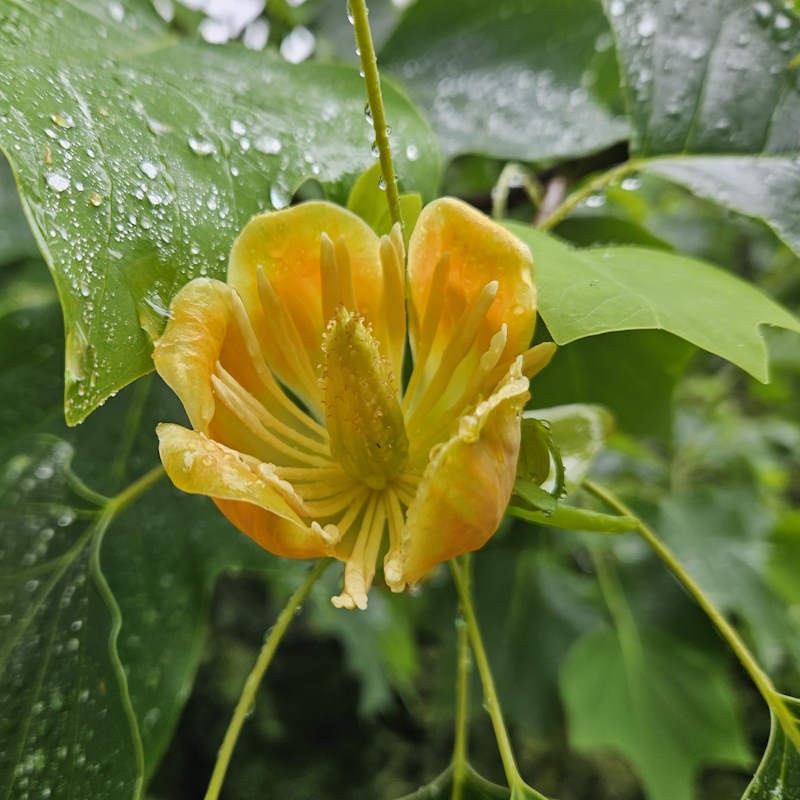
(280, 26, 315, 64)
(188, 136, 216, 156)
(269, 184, 290, 209)
(138, 159, 158, 179)
(364, 102, 373, 124)
(254, 134, 282, 154)
(46, 172, 70, 192)
(51, 112, 75, 129)
(243, 18, 269, 50)
(405, 143, 420, 161)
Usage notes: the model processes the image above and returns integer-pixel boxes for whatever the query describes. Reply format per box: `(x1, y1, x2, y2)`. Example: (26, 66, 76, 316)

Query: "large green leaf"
(603, 0, 800, 256)
(560, 625, 751, 800)
(0, 0, 440, 425)
(657, 488, 800, 671)
(531, 330, 694, 437)
(381, 0, 628, 162)
(510, 223, 800, 382)
(0, 439, 143, 800)
(743, 696, 800, 800)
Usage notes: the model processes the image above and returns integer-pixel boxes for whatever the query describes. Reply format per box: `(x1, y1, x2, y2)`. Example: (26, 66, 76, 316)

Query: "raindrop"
(88, 192, 103, 207)
(254, 134, 282, 154)
(51, 112, 75, 129)
(269, 184, 290, 209)
(230, 119, 246, 136)
(585, 192, 606, 208)
(188, 136, 216, 156)
(637, 15, 656, 37)
(243, 18, 269, 50)
(609, 0, 625, 16)
(773, 12, 792, 34)
(753, 1, 772, 24)
(370, 140, 380, 157)
(377, 175, 386, 190)
(46, 172, 70, 193)
(280, 26, 315, 64)
(153, 0, 174, 22)
(405, 143, 420, 161)
(364, 102, 373, 124)
(621, 176, 641, 191)
(108, 1, 124, 22)
(346, 2, 354, 24)
(138, 159, 158, 179)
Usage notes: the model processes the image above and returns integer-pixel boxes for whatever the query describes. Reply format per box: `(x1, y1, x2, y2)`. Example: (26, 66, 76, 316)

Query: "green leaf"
(381, 0, 628, 162)
(531, 330, 694, 437)
(743, 696, 800, 800)
(0, 0, 440, 425)
(604, 0, 800, 256)
(531, 404, 614, 493)
(657, 488, 800, 671)
(510, 223, 800, 382)
(641, 156, 800, 258)
(560, 625, 751, 800)
(346, 160, 422, 244)
(0, 438, 143, 800)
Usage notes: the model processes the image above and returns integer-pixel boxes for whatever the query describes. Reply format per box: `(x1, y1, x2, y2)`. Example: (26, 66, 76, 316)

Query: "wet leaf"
(381, 0, 628, 162)
(743, 696, 800, 800)
(0, 0, 440, 424)
(605, 0, 800, 256)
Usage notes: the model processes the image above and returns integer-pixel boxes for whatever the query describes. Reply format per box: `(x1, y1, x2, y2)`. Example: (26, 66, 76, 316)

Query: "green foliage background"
(1, 1, 800, 799)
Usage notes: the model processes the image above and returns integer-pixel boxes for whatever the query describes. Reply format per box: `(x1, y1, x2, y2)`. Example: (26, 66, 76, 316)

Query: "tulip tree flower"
(154, 198, 554, 609)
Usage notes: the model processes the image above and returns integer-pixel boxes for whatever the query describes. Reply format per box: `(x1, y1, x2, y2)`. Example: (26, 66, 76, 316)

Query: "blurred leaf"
(381, 0, 628, 162)
(511, 223, 800, 382)
(532, 404, 614, 493)
(0, 438, 143, 800)
(0, 155, 37, 266)
(0, 0, 440, 424)
(476, 547, 604, 737)
(393, 764, 510, 799)
(560, 625, 751, 800)
(531, 330, 694, 437)
(743, 696, 800, 800)
(641, 157, 800, 258)
(307, 580, 418, 716)
(657, 488, 800, 671)
(554, 213, 673, 249)
(605, 0, 800, 256)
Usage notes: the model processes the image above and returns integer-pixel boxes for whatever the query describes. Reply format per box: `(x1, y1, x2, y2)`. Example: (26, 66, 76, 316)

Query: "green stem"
(584, 479, 800, 750)
(104, 464, 164, 515)
(451, 556, 472, 800)
(203, 559, 332, 800)
(450, 560, 549, 800)
(350, 0, 403, 229)
(537, 160, 640, 231)
(491, 163, 543, 221)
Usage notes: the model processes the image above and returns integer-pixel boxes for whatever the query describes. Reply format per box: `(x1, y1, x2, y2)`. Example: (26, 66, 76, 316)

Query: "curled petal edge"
(391, 358, 530, 589)
(157, 423, 337, 558)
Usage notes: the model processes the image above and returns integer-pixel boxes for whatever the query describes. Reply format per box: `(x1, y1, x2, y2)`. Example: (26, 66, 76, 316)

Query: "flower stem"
(451, 556, 473, 800)
(584, 479, 800, 750)
(449, 560, 549, 800)
(537, 160, 641, 230)
(350, 0, 403, 229)
(203, 559, 332, 800)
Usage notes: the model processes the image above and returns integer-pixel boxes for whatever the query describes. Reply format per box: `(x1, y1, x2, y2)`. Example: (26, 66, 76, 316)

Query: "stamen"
(256, 268, 321, 406)
(211, 370, 331, 468)
(379, 230, 406, 382)
(303, 484, 366, 518)
(405, 280, 499, 426)
(228, 291, 327, 439)
(408, 325, 509, 461)
(331, 493, 386, 610)
(334, 488, 371, 541)
(214, 364, 331, 457)
(404, 253, 450, 407)
(521, 341, 557, 378)
(320, 233, 340, 323)
(274, 465, 347, 481)
(334, 236, 357, 312)
(383, 489, 406, 591)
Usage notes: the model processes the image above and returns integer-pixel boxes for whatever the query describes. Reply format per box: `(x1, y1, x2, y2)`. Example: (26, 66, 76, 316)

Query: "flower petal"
(228, 202, 403, 407)
(398, 359, 530, 587)
(157, 423, 336, 558)
(405, 198, 536, 411)
(154, 278, 329, 468)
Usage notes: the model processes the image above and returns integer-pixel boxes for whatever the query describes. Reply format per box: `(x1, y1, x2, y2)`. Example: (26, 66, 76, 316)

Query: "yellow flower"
(154, 198, 554, 609)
